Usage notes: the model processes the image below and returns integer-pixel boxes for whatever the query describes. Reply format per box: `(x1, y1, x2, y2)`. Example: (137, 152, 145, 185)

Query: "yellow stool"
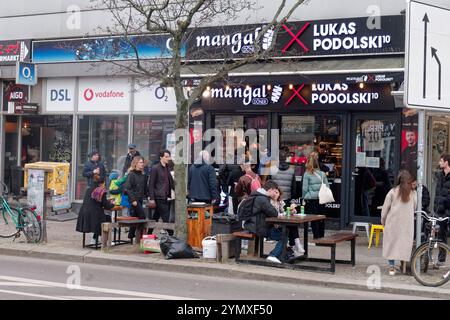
(368, 224, 384, 249)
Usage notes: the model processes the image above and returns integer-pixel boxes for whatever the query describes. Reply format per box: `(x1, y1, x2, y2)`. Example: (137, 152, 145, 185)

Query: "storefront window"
(280, 115, 343, 218)
(76, 115, 128, 199)
(133, 116, 175, 165)
(41, 115, 73, 163)
(3, 116, 19, 194)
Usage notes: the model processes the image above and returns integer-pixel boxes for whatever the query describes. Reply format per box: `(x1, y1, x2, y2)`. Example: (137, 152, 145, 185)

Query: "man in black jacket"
(148, 150, 174, 227)
(188, 151, 219, 203)
(82, 150, 106, 187)
(240, 180, 281, 263)
(433, 153, 450, 263)
(122, 143, 141, 176)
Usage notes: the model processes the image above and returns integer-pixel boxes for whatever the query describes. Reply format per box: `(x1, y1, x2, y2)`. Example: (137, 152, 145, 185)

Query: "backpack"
(246, 173, 262, 193)
(237, 196, 257, 221)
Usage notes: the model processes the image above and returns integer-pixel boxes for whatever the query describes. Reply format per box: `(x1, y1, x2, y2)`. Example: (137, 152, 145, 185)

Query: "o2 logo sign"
(154, 86, 169, 102)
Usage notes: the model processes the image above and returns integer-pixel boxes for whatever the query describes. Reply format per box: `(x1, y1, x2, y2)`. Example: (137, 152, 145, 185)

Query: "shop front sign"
(45, 78, 76, 112)
(14, 103, 39, 114)
(5, 83, 28, 103)
(186, 15, 404, 60)
(134, 83, 177, 113)
(200, 76, 396, 111)
(0, 40, 30, 65)
(78, 78, 130, 112)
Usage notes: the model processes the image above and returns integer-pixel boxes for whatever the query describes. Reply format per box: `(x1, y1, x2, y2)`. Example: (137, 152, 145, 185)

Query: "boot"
(294, 238, 305, 255)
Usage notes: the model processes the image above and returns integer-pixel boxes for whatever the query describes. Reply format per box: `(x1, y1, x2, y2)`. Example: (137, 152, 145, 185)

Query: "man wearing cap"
(122, 143, 141, 176)
(83, 150, 106, 187)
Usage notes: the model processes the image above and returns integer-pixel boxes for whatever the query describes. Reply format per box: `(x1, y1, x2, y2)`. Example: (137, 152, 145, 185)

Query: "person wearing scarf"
(76, 175, 114, 246)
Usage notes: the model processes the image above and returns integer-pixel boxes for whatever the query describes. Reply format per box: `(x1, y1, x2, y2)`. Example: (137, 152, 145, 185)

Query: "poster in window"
(361, 120, 384, 151)
(400, 109, 418, 175)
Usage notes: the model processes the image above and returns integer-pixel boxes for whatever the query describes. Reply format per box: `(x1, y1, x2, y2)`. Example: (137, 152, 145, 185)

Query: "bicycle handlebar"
(415, 210, 450, 222)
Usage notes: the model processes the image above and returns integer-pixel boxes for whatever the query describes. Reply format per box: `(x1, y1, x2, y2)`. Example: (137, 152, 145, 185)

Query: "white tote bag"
(314, 172, 335, 204)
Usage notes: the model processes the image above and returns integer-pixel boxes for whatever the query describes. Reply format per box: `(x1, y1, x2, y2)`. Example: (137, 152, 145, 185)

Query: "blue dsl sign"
(50, 89, 71, 101)
(16, 61, 37, 86)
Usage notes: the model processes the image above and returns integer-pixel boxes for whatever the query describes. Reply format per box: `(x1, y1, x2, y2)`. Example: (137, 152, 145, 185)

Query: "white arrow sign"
(405, 0, 450, 110)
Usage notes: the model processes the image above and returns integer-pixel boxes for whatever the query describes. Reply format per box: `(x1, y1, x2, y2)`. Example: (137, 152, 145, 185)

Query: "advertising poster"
(401, 109, 418, 175)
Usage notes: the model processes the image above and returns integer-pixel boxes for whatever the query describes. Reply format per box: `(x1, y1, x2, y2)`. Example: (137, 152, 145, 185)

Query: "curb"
(1, 246, 448, 299)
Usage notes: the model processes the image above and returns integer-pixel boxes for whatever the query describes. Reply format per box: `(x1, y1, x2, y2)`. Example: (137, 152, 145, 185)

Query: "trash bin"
(211, 213, 241, 235)
(186, 203, 213, 248)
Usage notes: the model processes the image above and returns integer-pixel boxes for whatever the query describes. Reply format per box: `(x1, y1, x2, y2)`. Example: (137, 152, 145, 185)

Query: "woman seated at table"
(76, 174, 115, 245)
(268, 187, 305, 260)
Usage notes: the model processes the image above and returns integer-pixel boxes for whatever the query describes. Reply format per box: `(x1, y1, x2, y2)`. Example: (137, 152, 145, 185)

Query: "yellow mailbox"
(24, 162, 70, 195)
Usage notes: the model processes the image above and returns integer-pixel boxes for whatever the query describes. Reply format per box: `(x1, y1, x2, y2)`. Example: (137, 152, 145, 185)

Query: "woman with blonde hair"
(302, 152, 330, 239)
(381, 170, 417, 275)
(124, 156, 148, 240)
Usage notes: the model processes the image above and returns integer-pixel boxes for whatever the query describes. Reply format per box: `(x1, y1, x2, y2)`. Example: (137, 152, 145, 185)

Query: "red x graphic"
(285, 84, 308, 106)
(282, 22, 310, 53)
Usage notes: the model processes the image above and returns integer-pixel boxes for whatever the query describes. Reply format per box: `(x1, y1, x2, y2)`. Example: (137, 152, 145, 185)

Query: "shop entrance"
(349, 114, 400, 223)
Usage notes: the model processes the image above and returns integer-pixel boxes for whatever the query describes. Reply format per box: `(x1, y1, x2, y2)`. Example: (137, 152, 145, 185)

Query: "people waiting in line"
(124, 156, 148, 240)
(381, 170, 417, 276)
(83, 150, 106, 187)
(122, 143, 141, 176)
(188, 150, 219, 204)
(76, 174, 114, 245)
(148, 150, 175, 235)
(235, 161, 262, 203)
(432, 153, 450, 264)
(302, 152, 329, 239)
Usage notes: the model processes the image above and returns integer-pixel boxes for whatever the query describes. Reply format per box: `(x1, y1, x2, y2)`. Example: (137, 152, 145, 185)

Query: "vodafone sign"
(78, 78, 130, 112)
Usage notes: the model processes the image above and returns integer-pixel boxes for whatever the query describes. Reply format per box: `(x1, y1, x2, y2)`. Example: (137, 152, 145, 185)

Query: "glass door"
(350, 115, 399, 222)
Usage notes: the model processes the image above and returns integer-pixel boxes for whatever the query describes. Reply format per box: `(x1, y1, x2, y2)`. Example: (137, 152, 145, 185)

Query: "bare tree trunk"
(174, 91, 188, 239)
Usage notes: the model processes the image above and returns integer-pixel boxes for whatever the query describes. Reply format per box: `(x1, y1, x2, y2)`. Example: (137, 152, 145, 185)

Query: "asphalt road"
(0, 255, 431, 301)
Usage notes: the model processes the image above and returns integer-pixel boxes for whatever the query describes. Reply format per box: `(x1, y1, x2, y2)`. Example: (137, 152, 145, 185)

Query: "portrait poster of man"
(401, 109, 418, 175)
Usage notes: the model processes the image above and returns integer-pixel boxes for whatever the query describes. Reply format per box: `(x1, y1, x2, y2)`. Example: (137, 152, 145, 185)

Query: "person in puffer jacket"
(302, 152, 329, 239)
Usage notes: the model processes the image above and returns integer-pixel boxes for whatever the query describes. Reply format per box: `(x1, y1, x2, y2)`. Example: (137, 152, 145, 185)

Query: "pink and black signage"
(185, 15, 405, 60)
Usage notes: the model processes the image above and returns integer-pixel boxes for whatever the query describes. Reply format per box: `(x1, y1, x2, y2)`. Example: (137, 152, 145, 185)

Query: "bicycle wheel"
(411, 241, 450, 287)
(0, 207, 19, 238)
(20, 208, 41, 243)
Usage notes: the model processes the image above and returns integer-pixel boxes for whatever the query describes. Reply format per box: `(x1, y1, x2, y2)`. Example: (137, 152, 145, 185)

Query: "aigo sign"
(78, 78, 130, 112)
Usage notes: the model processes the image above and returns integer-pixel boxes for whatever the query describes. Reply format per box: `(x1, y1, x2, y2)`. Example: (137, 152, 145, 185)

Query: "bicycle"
(410, 210, 450, 287)
(0, 182, 42, 243)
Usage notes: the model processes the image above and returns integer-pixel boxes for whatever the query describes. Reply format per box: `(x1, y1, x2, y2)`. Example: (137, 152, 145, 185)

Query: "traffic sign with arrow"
(405, 0, 450, 110)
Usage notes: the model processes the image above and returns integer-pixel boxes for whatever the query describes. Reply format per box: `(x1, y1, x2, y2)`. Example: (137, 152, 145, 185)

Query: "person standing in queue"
(83, 150, 106, 187)
(148, 150, 175, 235)
(124, 156, 148, 240)
(122, 143, 141, 176)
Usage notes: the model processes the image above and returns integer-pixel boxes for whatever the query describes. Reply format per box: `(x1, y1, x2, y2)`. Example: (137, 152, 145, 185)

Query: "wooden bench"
(232, 231, 262, 262)
(101, 220, 175, 253)
(309, 232, 357, 273)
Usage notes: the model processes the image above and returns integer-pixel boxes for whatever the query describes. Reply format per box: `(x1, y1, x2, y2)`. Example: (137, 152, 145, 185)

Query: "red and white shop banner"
(78, 77, 131, 112)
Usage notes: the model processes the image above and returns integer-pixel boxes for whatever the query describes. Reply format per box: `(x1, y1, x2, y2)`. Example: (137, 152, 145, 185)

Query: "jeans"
(128, 200, 145, 239)
(150, 199, 173, 236)
(438, 220, 448, 262)
(268, 227, 287, 259)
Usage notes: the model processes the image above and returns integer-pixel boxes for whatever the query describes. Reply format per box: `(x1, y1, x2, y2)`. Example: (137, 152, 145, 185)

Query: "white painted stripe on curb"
(0, 276, 196, 300)
(0, 282, 49, 287)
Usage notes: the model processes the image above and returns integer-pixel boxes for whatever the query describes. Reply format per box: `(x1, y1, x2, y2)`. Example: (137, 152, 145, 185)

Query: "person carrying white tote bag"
(314, 172, 335, 204)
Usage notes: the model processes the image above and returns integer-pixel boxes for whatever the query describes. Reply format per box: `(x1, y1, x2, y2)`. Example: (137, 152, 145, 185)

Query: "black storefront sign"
(0, 40, 30, 65)
(198, 73, 401, 111)
(186, 15, 405, 60)
(14, 103, 39, 114)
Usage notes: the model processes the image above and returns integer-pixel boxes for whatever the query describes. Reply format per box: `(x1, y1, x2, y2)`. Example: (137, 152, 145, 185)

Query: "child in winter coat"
(108, 171, 122, 206)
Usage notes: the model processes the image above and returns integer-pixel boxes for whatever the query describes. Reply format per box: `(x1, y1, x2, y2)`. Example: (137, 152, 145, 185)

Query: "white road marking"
(0, 289, 72, 300)
(0, 276, 196, 300)
(0, 282, 49, 287)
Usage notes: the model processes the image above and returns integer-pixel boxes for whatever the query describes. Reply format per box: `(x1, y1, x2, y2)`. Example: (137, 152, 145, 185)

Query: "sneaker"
(389, 266, 396, 276)
(266, 256, 282, 264)
(293, 246, 305, 257)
